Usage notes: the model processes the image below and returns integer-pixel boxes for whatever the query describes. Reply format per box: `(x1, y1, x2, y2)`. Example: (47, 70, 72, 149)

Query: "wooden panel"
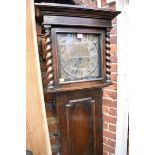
(44, 82, 111, 94)
(43, 16, 111, 28)
(26, 0, 51, 154)
(66, 98, 95, 155)
(56, 89, 103, 155)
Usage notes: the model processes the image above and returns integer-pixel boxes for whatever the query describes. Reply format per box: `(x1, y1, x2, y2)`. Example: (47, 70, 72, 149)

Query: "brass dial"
(57, 33, 101, 82)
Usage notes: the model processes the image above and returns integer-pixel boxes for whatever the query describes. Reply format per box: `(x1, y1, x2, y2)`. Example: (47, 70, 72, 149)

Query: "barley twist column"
(105, 28, 111, 82)
(44, 25, 54, 89)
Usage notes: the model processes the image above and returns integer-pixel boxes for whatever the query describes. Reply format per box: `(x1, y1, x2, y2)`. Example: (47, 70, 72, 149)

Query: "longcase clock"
(35, 3, 120, 155)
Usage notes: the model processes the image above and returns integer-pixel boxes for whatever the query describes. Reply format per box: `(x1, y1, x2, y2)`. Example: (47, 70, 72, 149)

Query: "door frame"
(115, 0, 129, 155)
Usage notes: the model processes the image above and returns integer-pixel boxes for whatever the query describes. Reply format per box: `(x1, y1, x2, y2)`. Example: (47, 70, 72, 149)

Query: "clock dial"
(57, 33, 101, 82)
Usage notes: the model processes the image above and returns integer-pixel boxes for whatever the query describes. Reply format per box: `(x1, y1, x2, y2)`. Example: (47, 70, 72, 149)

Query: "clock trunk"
(56, 89, 103, 155)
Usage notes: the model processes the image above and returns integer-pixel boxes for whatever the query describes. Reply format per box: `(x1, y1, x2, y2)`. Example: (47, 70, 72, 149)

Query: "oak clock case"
(35, 3, 120, 155)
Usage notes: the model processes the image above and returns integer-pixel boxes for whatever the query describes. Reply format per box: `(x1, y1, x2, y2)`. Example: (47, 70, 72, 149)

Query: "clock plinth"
(35, 3, 120, 155)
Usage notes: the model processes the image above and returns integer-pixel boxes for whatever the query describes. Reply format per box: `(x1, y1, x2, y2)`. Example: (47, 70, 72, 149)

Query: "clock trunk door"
(56, 89, 103, 155)
(66, 98, 95, 155)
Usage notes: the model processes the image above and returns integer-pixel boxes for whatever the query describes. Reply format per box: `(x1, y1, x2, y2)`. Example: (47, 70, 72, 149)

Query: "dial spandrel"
(57, 33, 101, 82)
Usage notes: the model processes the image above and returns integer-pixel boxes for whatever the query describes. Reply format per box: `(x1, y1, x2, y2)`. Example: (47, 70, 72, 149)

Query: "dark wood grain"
(44, 25, 54, 88)
(44, 82, 112, 94)
(35, 3, 120, 20)
(56, 88, 103, 155)
(66, 97, 95, 155)
(105, 27, 111, 82)
(43, 16, 111, 28)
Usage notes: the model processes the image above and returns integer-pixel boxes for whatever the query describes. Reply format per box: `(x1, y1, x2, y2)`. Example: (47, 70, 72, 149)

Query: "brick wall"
(102, 2, 117, 155)
(74, 0, 97, 7)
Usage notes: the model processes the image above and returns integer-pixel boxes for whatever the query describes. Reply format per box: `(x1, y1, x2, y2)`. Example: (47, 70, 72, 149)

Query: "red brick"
(111, 26, 117, 35)
(103, 90, 110, 98)
(101, 0, 106, 7)
(111, 54, 117, 63)
(103, 136, 116, 147)
(109, 124, 116, 132)
(103, 106, 109, 114)
(110, 35, 117, 44)
(103, 130, 116, 140)
(108, 139, 116, 147)
(106, 83, 117, 90)
(103, 144, 115, 153)
(110, 44, 117, 53)
(103, 136, 108, 144)
(103, 122, 108, 129)
(107, 139, 116, 147)
(111, 73, 117, 81)
(109, 108, 117, 116)
(111, 63, 117, 72)
(108, 1, 116, 10)
(104, 115, 116, 124)
(102, 98, 117, 108)
(103, 90, 117, 99)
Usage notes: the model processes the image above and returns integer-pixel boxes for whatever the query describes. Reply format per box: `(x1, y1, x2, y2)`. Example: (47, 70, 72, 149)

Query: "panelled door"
(56, 89, 103, 155)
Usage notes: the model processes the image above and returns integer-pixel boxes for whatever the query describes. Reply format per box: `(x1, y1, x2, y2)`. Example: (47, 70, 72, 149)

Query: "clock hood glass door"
(57, 32, 102, 83)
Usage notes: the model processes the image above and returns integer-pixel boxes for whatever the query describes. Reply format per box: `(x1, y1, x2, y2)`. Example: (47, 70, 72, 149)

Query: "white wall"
(97, 0, 102, 8)
(129, 0, 155, 155)
(116, 0, 155, 155)
(115, 0, 129, 155)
